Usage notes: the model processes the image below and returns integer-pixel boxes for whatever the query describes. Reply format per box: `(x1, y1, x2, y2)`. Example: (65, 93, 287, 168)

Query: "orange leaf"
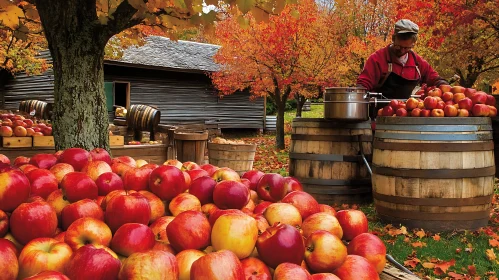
(422, 262, 435, 269)
(411, 241, 426, 248)
(403, 258, 420, 268)
(489, 239, 499, 248)
(486, 248, 496, 261)
(447, 272, 466, 279)
(434, 259, 455, 275)
(415, 229, 425, 238)
(467, 265, 477, 276)
(432, 234, 441, 241)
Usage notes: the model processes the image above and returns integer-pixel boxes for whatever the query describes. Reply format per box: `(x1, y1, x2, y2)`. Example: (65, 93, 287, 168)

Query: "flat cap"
(394, 19, 419, 34)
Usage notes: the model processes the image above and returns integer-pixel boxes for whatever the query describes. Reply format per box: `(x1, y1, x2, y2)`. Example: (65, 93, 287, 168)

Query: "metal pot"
(324, 87, 370, 121)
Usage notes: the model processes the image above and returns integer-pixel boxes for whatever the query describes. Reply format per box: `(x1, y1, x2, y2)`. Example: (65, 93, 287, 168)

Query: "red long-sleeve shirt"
(356, 45, 447, 91)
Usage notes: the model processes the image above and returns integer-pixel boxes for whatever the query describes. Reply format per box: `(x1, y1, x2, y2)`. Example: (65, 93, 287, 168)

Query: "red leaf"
(433, 259, 455, 275)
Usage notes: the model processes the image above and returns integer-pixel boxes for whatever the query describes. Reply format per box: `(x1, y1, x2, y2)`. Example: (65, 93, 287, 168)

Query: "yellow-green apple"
(444, 105, 458, 117)
(89, 148, 112, 165)
(423, 96, 438, 110)
(150, 216, 175, 243)
(104, 192, 151, 232)
(240, 257, 271, 280)
(241, 170, 265, 191)
(200, 163, 219, 176)
(0, 126, 13, 136)
(208, 209, 244, 226)
(138, 190, 165, 223)
(65, 244, 121, 280)
(163, 159, 182, 169)
(60, 172, 98, 202)
(10, 200, 58, 245)
(189, 176, 217, 205)
(302, 212, 343, 239)
(0, 209, 8, 237)
(451, 86, 465, 94)
(441, 91, 453, 102)
(20, 163, 38, 174)
(488, 106, 497, 117)
(119, 250, 179, 279)
(58, 148, 92, 171)
(110, 161, 134, 177)
(263, 202, 302, 228)
(110, 223, 156, 257)
(458, 108, 470, 117)
(49, 163, 75, 184)
(46, 189, 70, 221)
(430, 108, 444, 117)
(395, 108, 408, 117)
(181, 161, 201, 171)
(167, 210, 211, 252)
(0, 239, 19, 280)
(471, 91, 488, 104)
(81, 160, 112, 181)
(310, 273, 341, 280)
(256, 223, 305, 268)
(211, 212, 258, 259)
(472, 104, 490, 117)
(14, 156, 30, 167)
(18, 237, 73, 278)
(212, 167, 241, 182)
(335, 209, 368, 241)
(14, 125, 27, 136)
(61, 199, 104, 230)
(256, 173, 286, 202)
(112, 155, 137, 167)
(95, 172, 123, 196)
(122, 167, 153, 191)
(169, 193, 202, 216)
(281, 191, 320, 220)
(26, 168, 58, 199)
(458, 97, 473, 110)
(439, 84, 452, 93)
(24, 271, 69, 280)
(254, 201, 273, 215)
(273, 263, 310, 280)
(176, 249, 206, 280)
(405, 97, 419, 110)
(333, 255, 380, 280)
(64, 217, 112, 251)
(135, 159, 148, 167)
(452, 92, 466, 103)
(318, 204, 336, 216)
(0, 169, 31, 212)
(186, 168, 209, 182)
(304, 230, 348, 273)
(213, 180, 250, 210)
(347, 232, 387, 274)
(464, 87, 477, 98)
(283, 176, 304, 194)
(190, 250, 245, 279)
(201, 203, 219, 220)
(427, 87, 442, 97)
(149, 165, 188, 201)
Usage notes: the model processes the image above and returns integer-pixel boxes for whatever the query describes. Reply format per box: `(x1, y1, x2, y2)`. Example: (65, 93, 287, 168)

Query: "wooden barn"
(0, 36, 265, 130)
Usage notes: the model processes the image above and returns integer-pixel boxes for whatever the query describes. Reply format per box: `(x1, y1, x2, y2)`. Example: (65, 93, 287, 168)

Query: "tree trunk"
(275, 97, 286, 150)
(295, 94, 306, 118)
(36, 1, 110, 151)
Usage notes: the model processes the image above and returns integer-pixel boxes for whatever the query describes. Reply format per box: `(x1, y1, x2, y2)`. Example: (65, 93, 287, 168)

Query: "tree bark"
(295, 94, 306, 117)
(272, 85, 291, 150)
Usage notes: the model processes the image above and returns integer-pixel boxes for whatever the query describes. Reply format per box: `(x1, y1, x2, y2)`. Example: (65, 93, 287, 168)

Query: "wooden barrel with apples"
(288, 118, 373, 205)
(208, 142, 257, 175)
(174, 130, 209, 165)
(19, 100, 49, 119)
(126, 104, 161, 132)
(372, 116, 495, 232)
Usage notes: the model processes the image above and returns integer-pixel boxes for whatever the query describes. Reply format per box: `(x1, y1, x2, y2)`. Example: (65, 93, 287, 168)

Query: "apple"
(110, 162, 134, 177)
(23, 119, 33, 128)
(489, 106, 498, 117)
(430, 108, 445, 117)
(13, 156, 30, 167)
(141, 163, 159, 170)
(18, 237, 73, 279)
(283, 176, 304, 194)
(152, 241, 175, 254)
(423, 96, 437, 110)
(464, 87, 477, 98)
(64, 217, 112, 251)
(201, 203, 220, 220)
(169, 193, 202, 216)
(25, 168, 59, 199)
(149, 216, 175, 244)
(212, 167, 241, 182)
(105, 192, 151, 232)
(110, 223, 155, 257)
(0, 126, 13, 137)
(453, 92, 466, 103)
(0, 169, 31, 212)
(189, 176, 217, 205)
(20, 163, 38, 174)
(302, 212, 343, 239)
(377, 108, 383, 117)
(41, 126, 53, 136)
(471, 92, 488, 104)
(335, 209, 368, 241)
(190, 250, 245, 279)
(163, 159, 182, 169)
(134, 159, 148, 168)
(304, 230, 348, 273)
(333, 255, 380, 280)
(427, 87, 442, 97)
(65, 245, 121, 280)
(458, 97, 473, 110)
(181, 161, 201, 171)
(113, 155, 137, 167)
(310, 273, 341, 280)
(439, 84, 452, 93)
(60, 172, 98, 202)
(183, 171, 191, 188)
(10, 200, 58, 245)
(93, 172, 123, 196)
(81, 160, 112, 181)
(472, 104, 490, 117)
(58, 148, 92, 171)
(167, 210, 211, 252)
(242, 198, 256, 214)
(24, 271, 70, 280)
(281, 191, 320, 220)
(410, 108, 421, 117)
(256, 223, 305, 268)
(46, 189, 71, 221)
(89, 148, 112, 165)
(241, 170, 265, 191)
(61, 199, 104, 230)
(138, 190, 166, 224)
(0, 209, 8, 237)
(273, 263, 310, 280)
(0, 239, 19, 280)
(381, 105, 394, 116)
(256, 173, 285, 202)
(435, 100, 445, 110)
(347, 233, 387, 274)
(29, 153, 58, 169)
(186, 168, 209, 182)
(254, 201, 273, 215)
(200, 163, 220, 176)
(318, 204, 336, 215)
(14, 125, 27, 136)
(486, 95, 496, 106)
(33, 132, 45, 136)
(176, 249, 206, 280)
(440, 92, 453, 103)
(100, 189, 130, 210)
(405, 97, 419, 110)
(211, 212, 258, 259)
(208, 209, 244, 226)
(119, 250, 179, 279)
(444, 105, 458, 117)
(388, 100, 399, 110)
(149, 165, 188, 201)
(458, 108, 470, 117)
(241, 177, 252, 190)
(240, 257, 272, 280)
(420, 109, 431, 117)
(122, 167, 153, 191)
(213, 180, 250, 210)
(264, 202, 302, 228)
(49, 163, 75, 184)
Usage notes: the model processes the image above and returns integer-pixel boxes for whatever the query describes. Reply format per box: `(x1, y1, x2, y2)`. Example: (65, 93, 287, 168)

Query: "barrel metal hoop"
(375, 132, 492, 141)
(291, 118, 372, 129)
(375, 205, 490, 221)
(305, 186, 372, 195)
(295, 177, 371, 186)
(372, 192, 493, 207)
(376, 116, 491, 125)
(373, 139, 494, 152)
(372, 165, 496, 178)
(376, 124, 492, 132)
(323, 101, 370, 104)
(291, 135, 373, 142)
(209, 158, 255, 162)
(208, 149, 256, 153)
(289, 152, 371, 162)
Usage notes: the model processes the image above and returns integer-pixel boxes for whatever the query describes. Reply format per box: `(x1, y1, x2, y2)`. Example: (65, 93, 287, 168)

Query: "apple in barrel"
(256, 223, 305, 268)
(64, 217, 112, 251)
(65, 244, 121, 280)
(119, 250, 179, 280)
(190, 250, 245, 280)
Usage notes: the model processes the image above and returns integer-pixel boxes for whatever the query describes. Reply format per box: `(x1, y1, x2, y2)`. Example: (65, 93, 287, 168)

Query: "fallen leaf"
(422, 262, 435, 269)
(489, 239, 499, 248)
(467, 265, 476, 276)
(447, 272, 466, 279)
(415, 229, 426, 238)
(404, 257, 420, 268)
(432, 234, 441, 241)
(411, 241, 426, 248)
(433, 259, 455, 275)
(486, 248, 496, 261)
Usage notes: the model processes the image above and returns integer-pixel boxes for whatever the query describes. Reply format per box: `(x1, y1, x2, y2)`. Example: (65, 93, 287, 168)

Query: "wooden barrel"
(126, 105, 161, 132)
(373, 117, 495, 232)
(208, 142, 257, 175)
(289, 118, 373, 205)
(19, 100, 48, 119)
(492, 117, 499, 177)
(174, 131, 208, 165)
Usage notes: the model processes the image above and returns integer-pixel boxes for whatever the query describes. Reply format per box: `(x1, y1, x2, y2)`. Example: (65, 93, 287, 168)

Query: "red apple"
(26, 168, 58, 199)
(138, 190, 166, 224)
(347, 232, 387, 274)
(105, 192, 151, 232)
(463, 87, 477, 97)
(49, 163, 75, 184)
(0, 238, 19, 280)
(100, 189, 131, 211)
(149, 165, 188, 201)
(283, 176, 304, 194)
(213, 180, 250, 210)
(281, 191, 320, 219)
(310, 273, 341, 280)
(95, 172, 124, 196)
(141, 163, 159, 170)
(420, 109, 431, 117)
(18, 237, 73, 279)
(186, 168, 209, 182)
(430, 108, 445, 117)
(110, 223, 155, 257)
(264, 202, 302, 228)
(176, 249, 206, 280)
(256, 173, 285, 202)
(19, 163, 39, 174)
(427, 87, 442, 97)
(189, 176, 217, 205)
(58, 148, 92, 171)
(302, 212, 343, 239)
(29, 153, 58, 169)
(381, 105, 394, 116)
(0, 126, 13, 137)
(486, 95, 496, 106)
(377, 108, 383, 117)
(405, 98, 419, 110)
(335, 209, 368, 241)
(274, 263, 310, 279)
(201, 203, 220, 220)
(46, 189, 71, 221)
(472, 103, 490, 116)
(211, 212, 258, 259)
(24, 271, 70, 280)
(458, 108, 470, 117)
(240, 257, 272, 280)
(183, 171, 191, 188)
(388, 100, 399, 111)
(60, 172, 98, 202)
(169, 193, 202, 216)
(254, 201, 273, 215)
(0, 169, 31, 212)
(241, 170, 265, 191)
(81, 160, 112, 181)
(256, 223, 305, 268)
(410, 108, 421, 117)
(458, 97, 473, 110)
(41, 126, 53, 136)
(149, 216, 175, 244)
(333, 255, 380, 280)
(444, 105, 458, 117)
(10, 200, 58, 245)
(212, 167, 241, 182)
(0, 209, 8, 237)
(119, 250, 179, 279)
(181, 161, 201, 171)
(65, 245, 121, 280)
(14, 156, 30, 167)
(61, 199, 104, 230)
(439, 84, 452, 93)
(23, 119, 33, 128)
(89, 148, 112, 165)
(190, 250, 245, 279)
(64, 217, 112, 251)
(110, 162, 134, 177)
(470, 91, 488, 104)
(122, 167, 153, 191)
(163, 159, 182, 169)
(423, 96, 437, 110)
(200, 163, 220, 176)
(167, 210, 211, 252)
(453, 92, 466, 103)
(304, 230, 348, 273)
(435, 100, 445, 110)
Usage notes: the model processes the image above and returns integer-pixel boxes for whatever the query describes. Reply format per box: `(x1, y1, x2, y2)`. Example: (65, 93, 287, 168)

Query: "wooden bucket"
(208, 142, 257, 175)
(373, 117, 495, 231)
(19, 100, 48, 119)
(174, 131, 208, 165)
(126, 104, 161, 132)
(289, 118, 373, 205)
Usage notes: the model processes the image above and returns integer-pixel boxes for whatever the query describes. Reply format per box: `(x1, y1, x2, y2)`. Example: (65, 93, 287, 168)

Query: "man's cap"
(394, 19, 419, 34)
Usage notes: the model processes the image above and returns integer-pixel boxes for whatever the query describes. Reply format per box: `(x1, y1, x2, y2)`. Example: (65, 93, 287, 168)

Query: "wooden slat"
(32, 136, 55, 147)
(381, 264, 420, 280)
(2, 137, 32, 148)
(109, 136, 124, 147)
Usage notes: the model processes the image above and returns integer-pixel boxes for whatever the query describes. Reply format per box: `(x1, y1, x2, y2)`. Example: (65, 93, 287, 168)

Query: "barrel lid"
(376, 116, 491, 125)
(325, 87, 367, 94)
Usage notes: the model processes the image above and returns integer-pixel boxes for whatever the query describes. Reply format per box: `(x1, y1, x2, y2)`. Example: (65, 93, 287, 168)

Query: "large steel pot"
(324, 87, 370, 121)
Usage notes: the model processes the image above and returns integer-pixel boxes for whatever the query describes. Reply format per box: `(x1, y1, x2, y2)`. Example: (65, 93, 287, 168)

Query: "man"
(357, 19, 448, 100)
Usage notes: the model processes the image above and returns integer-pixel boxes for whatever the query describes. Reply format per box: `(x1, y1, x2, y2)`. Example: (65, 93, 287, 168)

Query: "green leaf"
(236, 0, 255, 14)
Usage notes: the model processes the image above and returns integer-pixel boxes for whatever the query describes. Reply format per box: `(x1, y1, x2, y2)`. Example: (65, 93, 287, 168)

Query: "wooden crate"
(110, 135, 124, 147)
(2, 137, 32, 148)
(33, 136, 55, 147)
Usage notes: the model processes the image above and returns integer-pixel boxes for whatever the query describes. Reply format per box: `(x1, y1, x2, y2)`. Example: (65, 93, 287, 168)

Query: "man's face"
(392, 37, 415, 57)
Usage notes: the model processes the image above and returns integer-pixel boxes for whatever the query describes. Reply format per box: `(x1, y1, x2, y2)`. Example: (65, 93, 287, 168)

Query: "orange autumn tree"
(0, 0, 291, 151)
(211, 0, 342, 149)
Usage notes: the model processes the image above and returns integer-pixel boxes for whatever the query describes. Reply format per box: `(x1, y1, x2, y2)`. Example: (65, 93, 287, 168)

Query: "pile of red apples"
(0, 148, 387, 280)
(0, 113, 52, 137)
(377, 85, 497, 118)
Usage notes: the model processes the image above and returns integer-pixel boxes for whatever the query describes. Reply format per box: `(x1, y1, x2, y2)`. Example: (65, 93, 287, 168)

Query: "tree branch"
(102, 0, 147, 39)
